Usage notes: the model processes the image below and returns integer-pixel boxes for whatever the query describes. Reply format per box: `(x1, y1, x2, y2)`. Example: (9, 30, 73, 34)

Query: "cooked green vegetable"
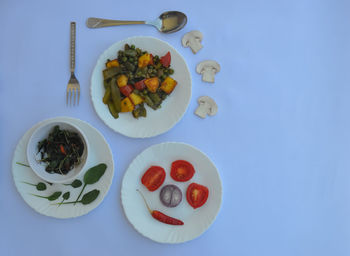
(37, 125, 84, 175)
(110, 78, 121, 112)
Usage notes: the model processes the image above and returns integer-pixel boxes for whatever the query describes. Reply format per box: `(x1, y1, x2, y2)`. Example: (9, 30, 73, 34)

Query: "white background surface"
(1, 0, 350, 255)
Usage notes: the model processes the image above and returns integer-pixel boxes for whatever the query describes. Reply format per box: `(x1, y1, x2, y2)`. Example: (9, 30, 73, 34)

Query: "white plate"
(90, 36, 192, 138)
(12, 117, 114, 219)
(121, 142, 222, 243)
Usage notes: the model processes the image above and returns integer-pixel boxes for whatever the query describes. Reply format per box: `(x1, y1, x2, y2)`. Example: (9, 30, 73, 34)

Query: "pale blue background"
(1, 0, 350, 255)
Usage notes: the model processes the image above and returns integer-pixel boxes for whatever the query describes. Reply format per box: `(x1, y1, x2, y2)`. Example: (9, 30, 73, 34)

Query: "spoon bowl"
(86, 11, 187, 33)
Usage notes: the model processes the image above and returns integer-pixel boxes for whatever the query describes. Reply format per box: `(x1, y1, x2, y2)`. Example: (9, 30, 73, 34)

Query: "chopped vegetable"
(159, 184, 182, 208)
(120, 84, 134, 97)
(144, 77, 159, 93)
(129, 92, 143, 105)
(134, 79, 146, 90)
(137, 189, 184, 225)
(141, 166, 166, 192)
(160, 52, 171, 67)
(138, 53, 153, 68)
(186, 183, 209, 209)
(106, 59, 120, 68)
(170, 160, 195, 182)
(117, 74, 128, 87)
(160, 76, 177, 94)
(120, 97, 134, 112)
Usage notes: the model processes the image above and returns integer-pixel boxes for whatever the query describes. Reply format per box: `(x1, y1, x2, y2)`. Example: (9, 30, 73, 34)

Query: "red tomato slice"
(160, 52, 171, 67)
(134, 79, 146, 90)
(170, 160, 195, 182)
(119, 84, 134, 97)
(186, 183, 209, 209)
(141, 166, 166, 191)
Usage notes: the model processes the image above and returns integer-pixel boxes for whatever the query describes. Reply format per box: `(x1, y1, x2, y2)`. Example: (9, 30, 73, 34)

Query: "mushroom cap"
(196, 60, 221, 74)
(197, 96, 218, 116)
(182, 30, 203, 47)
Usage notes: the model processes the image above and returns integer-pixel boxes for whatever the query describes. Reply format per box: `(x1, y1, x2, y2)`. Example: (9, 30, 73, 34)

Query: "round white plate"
(90, 36, 192, 138)
(121, 142, 222, 243)
(12, 117, 114, 219)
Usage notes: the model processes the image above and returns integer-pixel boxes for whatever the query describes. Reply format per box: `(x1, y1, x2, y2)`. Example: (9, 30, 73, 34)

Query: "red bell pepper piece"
(160, 52, 171, 67)
(119, 84, 134, 97)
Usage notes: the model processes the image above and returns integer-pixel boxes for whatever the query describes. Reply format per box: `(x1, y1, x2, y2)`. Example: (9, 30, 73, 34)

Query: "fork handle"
(70, 22, 76, 73)
(86, 17, 145, 28)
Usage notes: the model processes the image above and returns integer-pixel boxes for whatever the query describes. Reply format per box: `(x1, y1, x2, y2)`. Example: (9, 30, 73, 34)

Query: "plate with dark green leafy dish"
(90, 36, 192, 138)
(12, 117, 114, 219)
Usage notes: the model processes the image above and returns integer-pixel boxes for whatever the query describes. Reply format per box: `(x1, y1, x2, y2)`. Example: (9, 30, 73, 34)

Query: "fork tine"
(66, 89, 69, 106)
(77, 89, 80, 105)
(73, 88, 76, 106)
(70, 89, 72, 106)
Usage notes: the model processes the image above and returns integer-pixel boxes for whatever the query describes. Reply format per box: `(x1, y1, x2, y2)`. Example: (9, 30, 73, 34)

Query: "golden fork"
(66, 22, 80, 106)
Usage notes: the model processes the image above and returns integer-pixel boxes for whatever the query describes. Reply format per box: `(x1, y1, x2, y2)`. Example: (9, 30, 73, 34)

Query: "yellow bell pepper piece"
(129, 92, 144, 105)
(117, 74, 128, 88)
(160, 77, 177, 94)
(120, 97, 134, 112)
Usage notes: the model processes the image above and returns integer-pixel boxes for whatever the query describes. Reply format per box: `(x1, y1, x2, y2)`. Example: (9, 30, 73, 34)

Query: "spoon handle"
(86, 18, 145, 28)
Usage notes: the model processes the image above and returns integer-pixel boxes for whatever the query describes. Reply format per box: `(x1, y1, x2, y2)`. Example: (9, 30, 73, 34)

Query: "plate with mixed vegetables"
(121, 142, 222, 243)
(91, 36, 192, 138)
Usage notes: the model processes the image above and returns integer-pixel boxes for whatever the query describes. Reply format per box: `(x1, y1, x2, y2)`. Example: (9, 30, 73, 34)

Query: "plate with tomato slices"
(90, 36, 192, 138)
(121, 142, 222, 243)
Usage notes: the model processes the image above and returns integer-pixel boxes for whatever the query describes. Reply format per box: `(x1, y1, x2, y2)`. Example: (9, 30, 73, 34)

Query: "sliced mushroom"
(196, 60, 220, 83)
(195, 96, 218, 118)
(182, 30, 203, 54)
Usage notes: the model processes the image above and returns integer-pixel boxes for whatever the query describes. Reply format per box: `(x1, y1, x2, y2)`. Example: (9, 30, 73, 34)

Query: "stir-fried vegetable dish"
(102, 44, 178, 119)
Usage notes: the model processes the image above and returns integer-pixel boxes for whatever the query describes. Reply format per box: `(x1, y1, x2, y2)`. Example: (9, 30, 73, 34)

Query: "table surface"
(1, 0, 350, 255)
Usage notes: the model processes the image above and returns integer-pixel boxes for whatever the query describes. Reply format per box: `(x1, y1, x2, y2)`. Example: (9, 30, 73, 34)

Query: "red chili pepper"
(59, 145, 66, 155)
(137, 189, 184, 226)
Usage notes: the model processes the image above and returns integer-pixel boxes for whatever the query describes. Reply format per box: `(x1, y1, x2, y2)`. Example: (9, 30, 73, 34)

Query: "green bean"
(103, 86, 111, 104)
(131, 44, 135, 49)
(110, 78, 121, 113)
(107, 101, 119, 119)
(144, 95, 156, 109)
(149, 93, 162, 106)
(103, 67, 122, 80)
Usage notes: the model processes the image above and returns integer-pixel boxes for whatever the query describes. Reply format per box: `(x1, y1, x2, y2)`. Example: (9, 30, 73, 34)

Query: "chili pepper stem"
(136, 189, 153, 214)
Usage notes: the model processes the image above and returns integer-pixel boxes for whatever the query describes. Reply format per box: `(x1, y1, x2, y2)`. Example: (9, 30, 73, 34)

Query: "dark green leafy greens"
(64, 179, 82, 188)
(55, 189, 100, 205)
(74, 163, 107, 204)
(37, 125, 84, 175)
(31, 191, 62, 201)
(22, 181, 47, 191)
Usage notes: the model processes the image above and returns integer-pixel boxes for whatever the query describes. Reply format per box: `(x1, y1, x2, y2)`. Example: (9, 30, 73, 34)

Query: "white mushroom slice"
(196, 60, 220, 83)
(195, 96, 218, 118)
(182, 30, 203, 54)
